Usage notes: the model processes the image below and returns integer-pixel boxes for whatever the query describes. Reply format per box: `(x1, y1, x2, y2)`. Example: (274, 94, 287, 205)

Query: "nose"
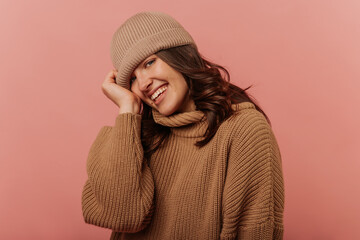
(137, 74, 152, 91)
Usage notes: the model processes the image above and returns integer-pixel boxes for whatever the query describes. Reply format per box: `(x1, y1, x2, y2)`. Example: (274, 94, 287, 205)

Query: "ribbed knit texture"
(81, 102, 285, 239)
(110, 11, 197, 90)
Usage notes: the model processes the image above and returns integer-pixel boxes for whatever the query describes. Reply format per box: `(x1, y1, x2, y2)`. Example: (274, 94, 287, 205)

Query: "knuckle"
(101, 83, 106, 91)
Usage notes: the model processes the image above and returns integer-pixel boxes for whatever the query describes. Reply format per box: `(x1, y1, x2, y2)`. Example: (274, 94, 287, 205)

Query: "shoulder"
(221, 102, 281, 160)
(218, 102, 280, 155)
(221, 102, 271, 136)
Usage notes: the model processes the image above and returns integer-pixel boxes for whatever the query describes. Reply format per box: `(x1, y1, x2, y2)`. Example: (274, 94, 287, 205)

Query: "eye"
(144, 59, 155, 68)
(130, 76, 136, 83)
(130, 58, 155, 84)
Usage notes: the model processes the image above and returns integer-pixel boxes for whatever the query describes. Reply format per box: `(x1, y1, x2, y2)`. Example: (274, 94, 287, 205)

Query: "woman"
(82, 11, 285, 240)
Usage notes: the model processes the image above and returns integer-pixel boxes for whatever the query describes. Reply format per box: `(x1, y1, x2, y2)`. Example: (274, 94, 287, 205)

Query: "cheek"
(175, 79, 189, 97)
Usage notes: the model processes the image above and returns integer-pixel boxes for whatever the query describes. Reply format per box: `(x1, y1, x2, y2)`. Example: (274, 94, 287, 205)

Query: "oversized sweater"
(81, 102, 285, 240)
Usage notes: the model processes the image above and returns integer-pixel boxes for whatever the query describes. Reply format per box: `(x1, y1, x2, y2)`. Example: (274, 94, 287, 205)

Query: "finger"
(104, 70, 116, 83)
(106, 69, 115, 78)
(112, 69, 118, 78)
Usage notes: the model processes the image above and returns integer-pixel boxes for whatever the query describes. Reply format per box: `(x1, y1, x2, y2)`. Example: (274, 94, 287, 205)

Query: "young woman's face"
(130, 54, 195, 116)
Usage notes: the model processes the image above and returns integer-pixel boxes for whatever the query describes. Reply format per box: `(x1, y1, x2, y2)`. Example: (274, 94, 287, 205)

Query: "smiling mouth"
(151, 85, 168, 101)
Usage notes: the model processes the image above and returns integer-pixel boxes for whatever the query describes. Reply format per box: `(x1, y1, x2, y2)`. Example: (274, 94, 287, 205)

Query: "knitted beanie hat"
(110, 11, 198, 90)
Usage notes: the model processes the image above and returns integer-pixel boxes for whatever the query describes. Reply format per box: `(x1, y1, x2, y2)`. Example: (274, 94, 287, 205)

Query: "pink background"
(1, 0, 359, 239)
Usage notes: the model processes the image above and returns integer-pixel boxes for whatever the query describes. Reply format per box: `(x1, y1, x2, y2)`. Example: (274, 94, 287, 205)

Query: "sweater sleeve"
(220, 110, 285, 240)
(81, 113, 155, 233)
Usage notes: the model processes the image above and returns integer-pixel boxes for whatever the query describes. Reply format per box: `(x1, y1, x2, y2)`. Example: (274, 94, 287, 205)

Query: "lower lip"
(154, 87, 167, 105)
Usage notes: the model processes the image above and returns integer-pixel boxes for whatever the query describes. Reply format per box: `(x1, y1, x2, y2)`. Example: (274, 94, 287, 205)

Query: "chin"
(157, 108, 175, 116)
(157, 104, 178, 116)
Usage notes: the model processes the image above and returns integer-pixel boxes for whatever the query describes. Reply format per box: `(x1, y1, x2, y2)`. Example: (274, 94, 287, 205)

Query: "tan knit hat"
(110, 11, 197, 90)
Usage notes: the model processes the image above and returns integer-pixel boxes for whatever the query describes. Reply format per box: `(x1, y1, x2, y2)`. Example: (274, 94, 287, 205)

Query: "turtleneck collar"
(152, 107, 206, 137)
(151, 102, 256, 138)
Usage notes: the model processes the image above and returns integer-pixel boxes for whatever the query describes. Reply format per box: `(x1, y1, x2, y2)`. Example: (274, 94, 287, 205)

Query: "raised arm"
(81, 113, 155, 233)
(220, 110, 285, 240)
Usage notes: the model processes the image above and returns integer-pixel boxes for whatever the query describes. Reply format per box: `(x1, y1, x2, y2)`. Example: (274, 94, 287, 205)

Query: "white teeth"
(151, 86, 167, 101)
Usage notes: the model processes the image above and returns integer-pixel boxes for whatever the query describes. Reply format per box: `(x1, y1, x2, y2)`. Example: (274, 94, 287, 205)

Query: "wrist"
(118, 105, 139, 114)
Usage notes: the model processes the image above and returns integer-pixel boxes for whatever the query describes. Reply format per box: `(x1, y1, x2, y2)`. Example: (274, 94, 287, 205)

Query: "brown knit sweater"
(81, 102, 285, 239)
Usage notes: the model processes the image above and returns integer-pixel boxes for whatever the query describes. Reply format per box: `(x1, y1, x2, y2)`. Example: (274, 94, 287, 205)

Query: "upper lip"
(147, 83, 168, 98)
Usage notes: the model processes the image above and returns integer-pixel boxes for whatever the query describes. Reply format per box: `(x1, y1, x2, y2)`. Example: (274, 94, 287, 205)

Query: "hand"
(101, 69, 143, 114)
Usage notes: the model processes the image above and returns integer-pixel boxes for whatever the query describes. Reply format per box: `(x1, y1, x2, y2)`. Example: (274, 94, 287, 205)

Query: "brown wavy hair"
(141, 45, 271, 159)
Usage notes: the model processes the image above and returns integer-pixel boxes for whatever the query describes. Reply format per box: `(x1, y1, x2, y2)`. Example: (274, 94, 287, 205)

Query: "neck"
(176, 93, 196, 113)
